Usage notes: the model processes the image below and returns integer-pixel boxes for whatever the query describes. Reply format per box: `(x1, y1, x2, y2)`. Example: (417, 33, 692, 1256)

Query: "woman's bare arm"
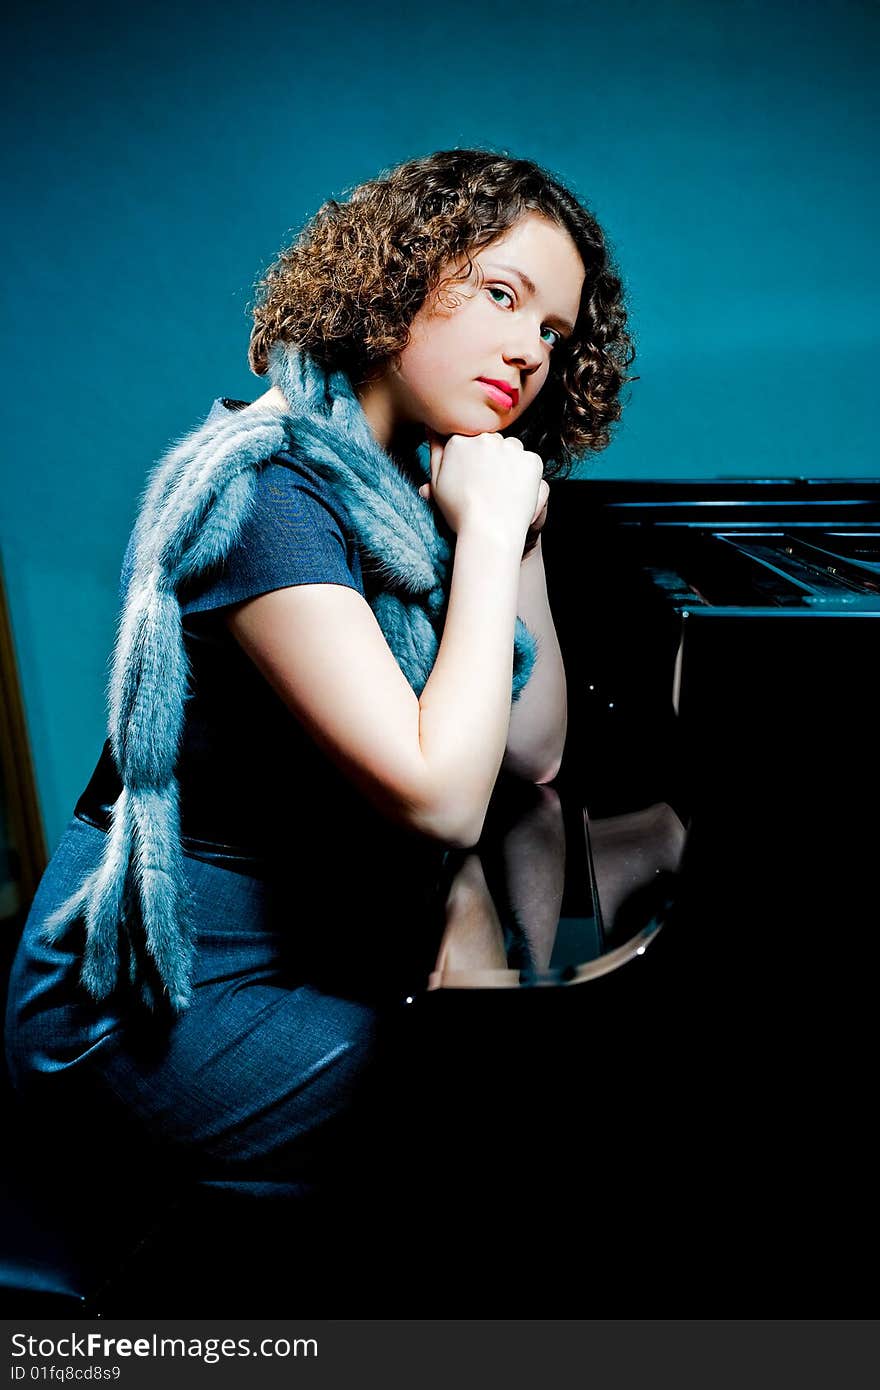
(224, 519, 524, 849)
(502, 536, 568, 783)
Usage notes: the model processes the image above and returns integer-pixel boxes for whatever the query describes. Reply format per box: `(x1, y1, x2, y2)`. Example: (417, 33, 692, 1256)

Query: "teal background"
(2, 0, 878, 847)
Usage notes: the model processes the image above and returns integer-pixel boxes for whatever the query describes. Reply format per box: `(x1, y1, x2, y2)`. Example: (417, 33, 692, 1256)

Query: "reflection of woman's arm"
(431, 784, 566, 982)
(589, 802, 686, 937)
(501, 538, 568, 784)
(496, 783, 566, 970)
(432, 853, 508, 977)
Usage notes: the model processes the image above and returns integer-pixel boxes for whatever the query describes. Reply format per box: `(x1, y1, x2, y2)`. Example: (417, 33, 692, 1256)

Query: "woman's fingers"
(531, 479, 550, 526)
(421, 476, 544, 519)
(422, 429, 546, 543)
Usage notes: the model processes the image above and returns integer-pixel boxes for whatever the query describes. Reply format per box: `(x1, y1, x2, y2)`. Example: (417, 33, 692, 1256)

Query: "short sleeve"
(175, 455, 365, 618)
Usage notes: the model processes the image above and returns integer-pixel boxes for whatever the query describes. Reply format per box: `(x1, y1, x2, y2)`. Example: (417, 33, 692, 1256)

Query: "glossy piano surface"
(424, 478, 879, 997)
(426, 774, 682, 990)
(381, 480, 879, 1314)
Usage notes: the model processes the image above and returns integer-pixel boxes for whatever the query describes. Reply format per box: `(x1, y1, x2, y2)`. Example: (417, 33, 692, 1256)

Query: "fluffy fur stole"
(41, 344, 537, 1013)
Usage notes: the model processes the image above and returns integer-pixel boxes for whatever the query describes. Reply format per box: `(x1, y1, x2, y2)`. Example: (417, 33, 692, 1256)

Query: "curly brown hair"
(249, 149, 635, 477)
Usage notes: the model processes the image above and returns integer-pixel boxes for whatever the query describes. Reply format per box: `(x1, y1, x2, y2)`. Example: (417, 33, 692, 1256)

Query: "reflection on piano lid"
(426, 777, 682, 991)
(425, 478, 880, 995)
(546, 476, 880, 962)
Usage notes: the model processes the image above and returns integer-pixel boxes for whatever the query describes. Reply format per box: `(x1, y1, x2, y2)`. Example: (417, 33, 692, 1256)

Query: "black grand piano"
(415, 476, 879, 981)
(400, 476, 880, 1314)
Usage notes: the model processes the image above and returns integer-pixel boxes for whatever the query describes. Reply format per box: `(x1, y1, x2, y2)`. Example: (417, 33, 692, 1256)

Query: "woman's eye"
(487, 285, 515, 309)
(541, 326, 562, 348)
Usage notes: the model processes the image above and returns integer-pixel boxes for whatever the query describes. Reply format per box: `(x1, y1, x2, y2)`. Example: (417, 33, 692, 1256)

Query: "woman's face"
(362, 212, 586, 444)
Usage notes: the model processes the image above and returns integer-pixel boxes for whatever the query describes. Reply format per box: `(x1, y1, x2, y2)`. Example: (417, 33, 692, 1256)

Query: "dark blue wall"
(3, 0, 877, 845)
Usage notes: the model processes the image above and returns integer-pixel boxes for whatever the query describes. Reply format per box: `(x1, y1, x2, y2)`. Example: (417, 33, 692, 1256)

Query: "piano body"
(552, 475, 879, 932)
(406, 477, 879, 1311)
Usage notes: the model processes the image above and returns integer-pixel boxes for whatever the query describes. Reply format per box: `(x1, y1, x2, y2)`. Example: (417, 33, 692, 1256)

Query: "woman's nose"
(503, 321, 544, 373)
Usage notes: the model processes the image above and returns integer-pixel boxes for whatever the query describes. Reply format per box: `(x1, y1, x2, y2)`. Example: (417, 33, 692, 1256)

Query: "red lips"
(478, 378, 519, 407)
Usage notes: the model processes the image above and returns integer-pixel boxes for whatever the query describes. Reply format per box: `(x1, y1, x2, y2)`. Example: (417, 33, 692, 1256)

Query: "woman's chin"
(431, 411, 506, 438)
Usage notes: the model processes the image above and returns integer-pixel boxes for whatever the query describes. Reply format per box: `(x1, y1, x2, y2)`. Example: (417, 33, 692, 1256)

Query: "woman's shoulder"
(259, 450, 355, 542)
(208, 396, 356, 538)
(118, 398, 366, 616)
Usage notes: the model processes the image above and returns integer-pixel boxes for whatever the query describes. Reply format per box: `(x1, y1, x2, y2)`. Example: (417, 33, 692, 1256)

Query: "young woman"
(4, 149, 633, 1214)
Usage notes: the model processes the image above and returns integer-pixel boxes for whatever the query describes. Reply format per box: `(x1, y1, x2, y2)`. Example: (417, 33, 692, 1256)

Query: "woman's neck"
(356, 376, 426, 477)
(253, 375, 424, 475)
(251, 384, 288, 413)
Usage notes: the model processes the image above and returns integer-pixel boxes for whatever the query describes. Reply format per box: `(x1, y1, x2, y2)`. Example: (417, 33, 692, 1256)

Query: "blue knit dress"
(3, 399, 445, 1197)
